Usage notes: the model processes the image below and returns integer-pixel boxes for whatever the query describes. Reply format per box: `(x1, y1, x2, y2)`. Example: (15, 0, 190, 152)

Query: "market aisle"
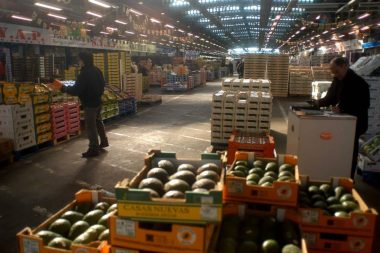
(0, 82, 219, 253)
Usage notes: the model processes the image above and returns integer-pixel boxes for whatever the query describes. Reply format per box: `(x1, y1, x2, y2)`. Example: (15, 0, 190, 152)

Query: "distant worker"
(228, 61, 233, 76)
(314, 57, 370, 179)
(237, 60, 244, 78)
(61, 52, 109, 158)
(131, 61, 138, 73)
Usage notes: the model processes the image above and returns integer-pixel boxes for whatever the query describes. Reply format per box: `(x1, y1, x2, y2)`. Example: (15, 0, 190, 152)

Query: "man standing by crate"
(314, 57, 370, 179)
(60, 52, 109, 158)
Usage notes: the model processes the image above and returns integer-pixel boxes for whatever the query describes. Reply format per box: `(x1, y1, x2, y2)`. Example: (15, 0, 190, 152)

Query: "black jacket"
(62, 65, 105, 108)
(318, 68, 370, 136)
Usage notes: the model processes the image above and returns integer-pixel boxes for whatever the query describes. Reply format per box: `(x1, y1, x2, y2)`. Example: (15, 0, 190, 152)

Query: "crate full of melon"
(224, 151, 299, 207)
(114, 150, 225, 225)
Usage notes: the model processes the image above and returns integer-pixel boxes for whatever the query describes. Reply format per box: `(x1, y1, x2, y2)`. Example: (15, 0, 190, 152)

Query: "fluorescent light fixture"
(115, 20, 127, 25)
(188, 33, 193, 36)
(322, 30, 328, 34)
(194, 35, 199, 38)
(100, 31, 109, 35)
(165, 24, 174, 29)
(35, 2, 62, 11)
(316, 15, 320, 20)
(151, 41, 157, 44)
(106, 26, 117, 31)
(161, 12, 165, 15)
(83, 29, 91, 32)
(358, 13, 370, 19)
(85, 22, 95, 26)
(360, 26, 370, 31)
(378, 23, 380, 26)
(296, 31, 300, 34)
(339, 34, 345, 38)
(301, 26, 306, 30)
(169, 41, 174, 43)
(11, 15, 32, 22)
(139, 34, 147, 37)
(86, 11, 102, 18)
(130, 9, 142, 16)
(349, 31, 355, 34)
(125, 31, 135, 34)
(47, 13, 66, 20)
(275, 15, 281, 20)
(88, 0, 110, 8)
(178, 29, 184, 33)
(316, 34, 320, 37)
(150, 18, 161, 23)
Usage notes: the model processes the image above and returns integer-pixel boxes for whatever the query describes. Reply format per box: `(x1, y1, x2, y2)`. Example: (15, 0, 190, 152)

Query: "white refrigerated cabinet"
(286, 109, 357, 180)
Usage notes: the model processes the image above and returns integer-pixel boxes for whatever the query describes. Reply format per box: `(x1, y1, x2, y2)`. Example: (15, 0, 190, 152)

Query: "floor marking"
(184, 127, 211, 133)
(277, 100, 288, 123)
(180, 135, 210, 142)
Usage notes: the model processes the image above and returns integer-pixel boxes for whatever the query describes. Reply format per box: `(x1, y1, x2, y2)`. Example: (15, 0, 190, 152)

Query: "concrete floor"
(0, 81, 379, 252)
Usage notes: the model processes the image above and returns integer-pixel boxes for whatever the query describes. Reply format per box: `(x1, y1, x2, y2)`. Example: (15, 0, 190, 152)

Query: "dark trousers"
(84, 106, 107, 150)
(351, 135, 360, 180)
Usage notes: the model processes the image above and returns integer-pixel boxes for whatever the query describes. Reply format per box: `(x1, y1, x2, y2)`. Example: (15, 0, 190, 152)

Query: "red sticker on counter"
(320, 132, 332, 140)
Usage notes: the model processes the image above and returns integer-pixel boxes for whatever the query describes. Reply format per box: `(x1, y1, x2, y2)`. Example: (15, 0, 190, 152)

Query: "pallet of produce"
(115, 150, 225, 224)
(216, 203, 307, 253)
(289, 176, 377, 237)
(224, 151, 299, 207)
(109, 216, 215, 253)
(17, 189, 115, 253)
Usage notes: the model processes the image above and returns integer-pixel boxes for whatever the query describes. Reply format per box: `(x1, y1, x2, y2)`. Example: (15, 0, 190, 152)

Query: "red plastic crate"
(227, 130, 275, 164)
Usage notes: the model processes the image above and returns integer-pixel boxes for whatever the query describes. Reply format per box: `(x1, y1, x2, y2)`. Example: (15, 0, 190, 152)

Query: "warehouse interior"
(0, 0, 380, 253)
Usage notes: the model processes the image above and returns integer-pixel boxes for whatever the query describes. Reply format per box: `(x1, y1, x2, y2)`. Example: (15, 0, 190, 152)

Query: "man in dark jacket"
(61, 52, 108, 158)
(315, 57, 370, 179)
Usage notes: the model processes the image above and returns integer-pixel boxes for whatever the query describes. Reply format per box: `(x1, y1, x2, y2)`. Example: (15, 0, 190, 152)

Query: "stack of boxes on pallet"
(65, 102, 81, 136)
(112, 150, 223, 253)
(244, 54, 267, 79)
(123, 74, 143, 101)
(289, 67, 313, 96)
(312, 66, 333, 81)
(33, 85, 52, 145)
(243, 54, 289, 97)
(211, 79, 273, 145)
(64, 67, 78, 80)
(107, 52, 121, 87)
(93, 53, 106, 80)
(267, 54, 290, 97)
(0, 103, 36, 151)
(51, 103, 67, 142)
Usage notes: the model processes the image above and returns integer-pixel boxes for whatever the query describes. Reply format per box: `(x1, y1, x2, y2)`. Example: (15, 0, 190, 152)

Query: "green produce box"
(115, 150, 225, 224)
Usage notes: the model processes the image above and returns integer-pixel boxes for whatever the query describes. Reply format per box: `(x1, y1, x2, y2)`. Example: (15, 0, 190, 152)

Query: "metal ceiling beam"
(186, 0, 237, 46)
(259, 0, 272, 49)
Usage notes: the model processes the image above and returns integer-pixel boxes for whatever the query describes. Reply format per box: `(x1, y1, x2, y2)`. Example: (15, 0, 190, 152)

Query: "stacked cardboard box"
(222, 78, 270, 92)
(312, 66, 333, 81)
(267, 54, 290, 97)
(122, 73, 143, 101)
(244, 54, 267, 79)
(364, 76, 380, 134)
(289, 67, 313, 96)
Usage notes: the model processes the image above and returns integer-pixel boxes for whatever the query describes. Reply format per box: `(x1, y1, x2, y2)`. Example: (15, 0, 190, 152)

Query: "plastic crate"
(227, 131, 275, 164)
(115, 150, 224, 224)
(224, 151, 299, 207)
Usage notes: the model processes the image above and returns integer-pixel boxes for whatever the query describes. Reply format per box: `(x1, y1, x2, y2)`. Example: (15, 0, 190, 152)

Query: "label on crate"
(349, 238, 365, 251)
(177, 227, 197, 245)
(301, 209, 319, 224)
(23, 238, 40, 253)
(227, 181, 244, 193)
(276, 185, 292, 199)
(116, 218, 136, 237)
(200, 205, 218, 221)
(353, 215, 369, 228)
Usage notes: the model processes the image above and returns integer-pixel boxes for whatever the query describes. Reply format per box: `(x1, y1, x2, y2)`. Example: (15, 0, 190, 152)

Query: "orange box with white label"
(223, 151, 299, 207)
(109, 215, 214, 253)
(17, 190, 113, 253)
(285, 176, 377, 238)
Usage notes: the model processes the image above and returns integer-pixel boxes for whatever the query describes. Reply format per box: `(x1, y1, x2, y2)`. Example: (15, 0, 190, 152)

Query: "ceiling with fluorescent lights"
(0, 0, 379, 52)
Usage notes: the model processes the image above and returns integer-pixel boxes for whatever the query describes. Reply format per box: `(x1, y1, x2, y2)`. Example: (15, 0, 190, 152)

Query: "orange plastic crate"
(227, 131, 275, 164)
(224, 151, 299, 207)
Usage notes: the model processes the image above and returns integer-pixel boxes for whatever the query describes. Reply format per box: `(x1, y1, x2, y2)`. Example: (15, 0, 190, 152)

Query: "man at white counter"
(314, 57, 370, 180)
